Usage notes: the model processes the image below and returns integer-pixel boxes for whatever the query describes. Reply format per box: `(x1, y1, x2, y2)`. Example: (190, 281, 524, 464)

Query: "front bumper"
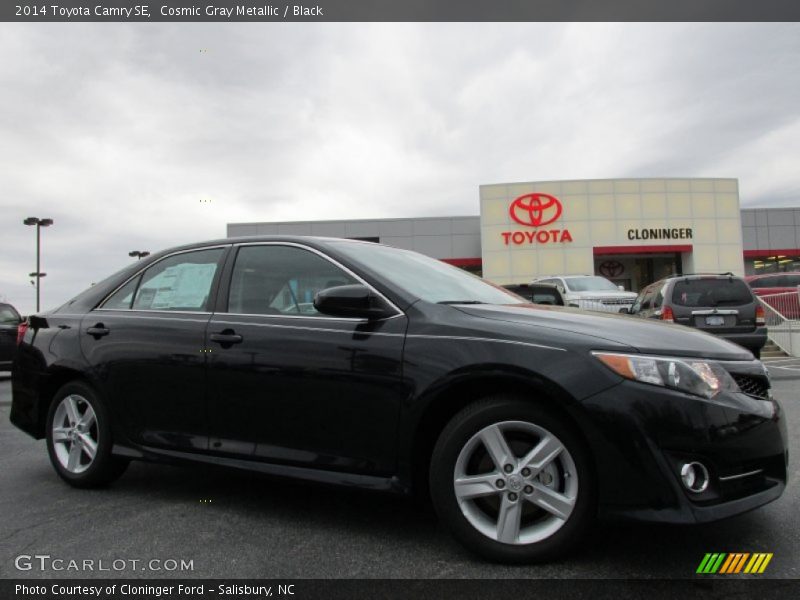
(579, 360, 787, 524)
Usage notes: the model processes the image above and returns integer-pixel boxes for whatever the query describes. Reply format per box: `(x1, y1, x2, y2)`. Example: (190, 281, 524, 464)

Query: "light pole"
(23, 217, 53, 313)
(128, 250, 150, 260)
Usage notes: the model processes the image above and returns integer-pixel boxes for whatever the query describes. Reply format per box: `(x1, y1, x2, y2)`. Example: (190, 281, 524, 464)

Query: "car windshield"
(672, 278, 753, 307)
(331, 242, 524, 305)
(564, 277, 619, 292)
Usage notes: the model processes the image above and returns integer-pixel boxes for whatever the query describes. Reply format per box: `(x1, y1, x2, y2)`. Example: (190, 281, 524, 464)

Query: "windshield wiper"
(437, 300, 487, 305)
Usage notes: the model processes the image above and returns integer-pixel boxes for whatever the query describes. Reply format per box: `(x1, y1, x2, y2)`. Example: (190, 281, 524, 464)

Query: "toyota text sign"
(503, 193, 573, 246)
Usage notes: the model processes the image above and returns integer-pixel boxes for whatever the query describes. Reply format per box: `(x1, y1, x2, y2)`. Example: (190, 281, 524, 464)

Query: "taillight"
(756, 305, 765, 326)
(661, 306, 675, 323)
(17, 321, 29, 345)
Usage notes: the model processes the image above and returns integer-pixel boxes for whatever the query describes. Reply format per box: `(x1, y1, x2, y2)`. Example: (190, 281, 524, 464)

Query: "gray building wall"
(227, 216, 482, 261)
(741, 208, 800, 251)
(230, 208, 800, 263)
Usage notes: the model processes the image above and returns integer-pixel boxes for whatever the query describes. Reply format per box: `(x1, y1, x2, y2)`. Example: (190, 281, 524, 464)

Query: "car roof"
(641, 274, 749, 289)
(153, 235, 376, 255)
(662, 274, 744, 282)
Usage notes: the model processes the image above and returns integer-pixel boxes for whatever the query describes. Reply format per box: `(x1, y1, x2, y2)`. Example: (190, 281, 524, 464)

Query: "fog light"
(680, 462, 710, 493)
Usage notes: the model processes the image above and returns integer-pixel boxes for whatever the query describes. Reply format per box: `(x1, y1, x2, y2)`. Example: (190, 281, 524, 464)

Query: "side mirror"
(617, 285, 625, 291)
(314, 284, 392, 319)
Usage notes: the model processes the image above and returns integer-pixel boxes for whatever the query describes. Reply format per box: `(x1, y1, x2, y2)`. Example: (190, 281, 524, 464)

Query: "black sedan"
(10, 237, 788, 563)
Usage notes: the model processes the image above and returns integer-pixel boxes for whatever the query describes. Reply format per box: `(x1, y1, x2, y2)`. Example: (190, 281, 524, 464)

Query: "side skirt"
(112, 444, 408, 494)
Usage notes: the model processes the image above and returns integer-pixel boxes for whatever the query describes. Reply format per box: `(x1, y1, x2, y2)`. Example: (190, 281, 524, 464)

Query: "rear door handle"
(86, 324, 110, 337)
(210, 330, 243, 345)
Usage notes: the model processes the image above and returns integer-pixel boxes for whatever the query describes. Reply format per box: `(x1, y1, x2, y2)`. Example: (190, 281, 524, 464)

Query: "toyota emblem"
(599, 260, 625, 278)
(508, 193, 563, 228)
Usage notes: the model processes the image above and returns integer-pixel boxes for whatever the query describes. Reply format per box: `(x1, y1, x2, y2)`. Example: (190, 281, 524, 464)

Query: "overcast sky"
(1, 23, 799, 315)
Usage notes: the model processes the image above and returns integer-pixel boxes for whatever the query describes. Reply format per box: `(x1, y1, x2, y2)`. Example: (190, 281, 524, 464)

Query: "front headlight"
(592, 352, 740, 399)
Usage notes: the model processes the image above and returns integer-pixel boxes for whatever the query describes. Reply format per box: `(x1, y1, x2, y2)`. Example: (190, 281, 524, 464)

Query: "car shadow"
(57, 459, 785, 577)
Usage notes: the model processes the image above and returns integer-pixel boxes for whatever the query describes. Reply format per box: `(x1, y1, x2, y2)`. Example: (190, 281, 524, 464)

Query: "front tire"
(430, 397, 595, 563)
(46, 381, 128, 488)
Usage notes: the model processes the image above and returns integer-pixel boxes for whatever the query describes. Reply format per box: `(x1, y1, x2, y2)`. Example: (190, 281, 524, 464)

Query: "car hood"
(455, 303, 753, 360)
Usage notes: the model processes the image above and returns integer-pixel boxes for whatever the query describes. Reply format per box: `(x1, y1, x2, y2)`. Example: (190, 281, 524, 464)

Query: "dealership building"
(228, 178, 800, 292)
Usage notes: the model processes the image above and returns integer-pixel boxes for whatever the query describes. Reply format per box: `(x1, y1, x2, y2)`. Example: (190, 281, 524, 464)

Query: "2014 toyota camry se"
(10, 237, 788, 563)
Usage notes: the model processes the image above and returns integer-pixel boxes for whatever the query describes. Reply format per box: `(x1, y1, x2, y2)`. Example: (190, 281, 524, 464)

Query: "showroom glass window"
(124, 249, 224, 312)
(227, 245, 358, 317)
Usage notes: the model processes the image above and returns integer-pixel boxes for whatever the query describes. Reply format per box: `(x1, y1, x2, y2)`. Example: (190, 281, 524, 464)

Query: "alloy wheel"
(51, 394, 99, 474)
(453, 420, 578, 545)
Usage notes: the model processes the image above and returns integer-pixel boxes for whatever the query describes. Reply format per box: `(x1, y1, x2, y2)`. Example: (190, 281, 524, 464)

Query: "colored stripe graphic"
(733, 553, 750, 573)
(698, 553, 773, 574)
(696, 554, 714, 573)
(697, 553, 727, 574)
(719, 554, 736, 574)
(760, 554, 774, 573)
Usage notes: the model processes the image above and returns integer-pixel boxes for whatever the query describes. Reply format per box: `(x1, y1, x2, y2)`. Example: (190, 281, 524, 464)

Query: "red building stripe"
(743, 248, 800, 258)
(440, 257, 483, 267)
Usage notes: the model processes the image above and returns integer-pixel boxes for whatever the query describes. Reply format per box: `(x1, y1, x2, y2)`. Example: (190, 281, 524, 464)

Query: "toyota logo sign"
(509, 193, 563, 228)
(501, 192, 574, 246)
(599, 260, 625, 278)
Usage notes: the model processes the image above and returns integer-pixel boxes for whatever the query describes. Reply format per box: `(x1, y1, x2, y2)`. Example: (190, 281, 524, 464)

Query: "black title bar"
(4, 579, 800, 600)
(3, 0, 800, 22)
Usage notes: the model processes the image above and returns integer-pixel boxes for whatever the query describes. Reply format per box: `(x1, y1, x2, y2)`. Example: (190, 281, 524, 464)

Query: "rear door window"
(101, 277, 141, 310)
(132, 249, 224, 312)
(672, 279, 753, 307)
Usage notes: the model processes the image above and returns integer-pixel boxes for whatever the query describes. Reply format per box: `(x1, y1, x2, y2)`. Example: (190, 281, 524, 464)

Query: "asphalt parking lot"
(0, 371, 797, 580)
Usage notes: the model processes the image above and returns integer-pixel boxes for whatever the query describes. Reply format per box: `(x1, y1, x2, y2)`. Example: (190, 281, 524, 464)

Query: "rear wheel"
(46, 381, 128, 488)
(430, 397, 595, 563)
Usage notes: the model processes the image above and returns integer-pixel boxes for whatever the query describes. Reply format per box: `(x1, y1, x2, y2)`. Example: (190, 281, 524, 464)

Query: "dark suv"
(10, 238, 787, 563)
(628, 274, 767, 358)
(0, 302, 23, 370)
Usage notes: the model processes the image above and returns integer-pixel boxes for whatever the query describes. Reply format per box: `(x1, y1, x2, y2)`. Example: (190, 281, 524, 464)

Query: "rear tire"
(45, 381, 128, 488)
(429, 397, 595, 563)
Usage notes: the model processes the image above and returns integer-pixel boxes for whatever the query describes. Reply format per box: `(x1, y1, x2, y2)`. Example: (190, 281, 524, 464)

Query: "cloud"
(1, 23, 798, 313)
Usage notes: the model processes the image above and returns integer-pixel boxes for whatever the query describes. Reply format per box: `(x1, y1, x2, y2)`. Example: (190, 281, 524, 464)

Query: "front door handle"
(210, 330, 243, 345)
(86, 324, 110, 337)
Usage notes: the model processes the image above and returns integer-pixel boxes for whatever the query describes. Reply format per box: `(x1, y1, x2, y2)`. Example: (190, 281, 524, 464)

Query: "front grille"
(600, 298, 633, 305)
(731, 374, 770, 399)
